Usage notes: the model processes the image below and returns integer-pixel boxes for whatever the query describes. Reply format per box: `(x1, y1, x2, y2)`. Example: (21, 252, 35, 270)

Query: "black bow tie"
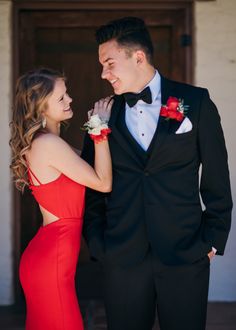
(123, 86, 152, 107)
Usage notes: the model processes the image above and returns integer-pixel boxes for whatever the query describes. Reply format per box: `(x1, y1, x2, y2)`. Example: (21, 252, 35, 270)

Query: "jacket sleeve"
(198, 89, 233, 255)
(81, 133, 107, 261)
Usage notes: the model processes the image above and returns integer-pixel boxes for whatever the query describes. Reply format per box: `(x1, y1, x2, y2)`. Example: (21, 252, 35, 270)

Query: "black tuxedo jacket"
(81, 76, 232, 266)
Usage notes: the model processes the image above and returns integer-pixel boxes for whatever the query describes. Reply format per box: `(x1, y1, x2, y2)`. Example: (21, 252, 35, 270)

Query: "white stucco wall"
(0, 0, 13, 305)
(195, 0, 236, 301)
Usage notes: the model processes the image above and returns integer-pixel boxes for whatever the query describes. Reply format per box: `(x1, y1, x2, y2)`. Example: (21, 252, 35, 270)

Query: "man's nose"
(101, 67, 109, 80)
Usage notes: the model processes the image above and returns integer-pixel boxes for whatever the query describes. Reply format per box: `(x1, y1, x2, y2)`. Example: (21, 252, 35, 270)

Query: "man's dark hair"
(95, 17, 154, 64)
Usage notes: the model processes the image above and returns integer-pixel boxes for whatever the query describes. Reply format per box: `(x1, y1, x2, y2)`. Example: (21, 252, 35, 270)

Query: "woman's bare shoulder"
(31, 133, 67, 149)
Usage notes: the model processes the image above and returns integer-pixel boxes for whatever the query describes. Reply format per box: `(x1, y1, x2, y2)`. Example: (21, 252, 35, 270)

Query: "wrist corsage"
(83, 114, 111, 143)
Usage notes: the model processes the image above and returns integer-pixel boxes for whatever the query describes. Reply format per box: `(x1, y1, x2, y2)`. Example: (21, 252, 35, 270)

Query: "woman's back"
(27, 134, 85, 222)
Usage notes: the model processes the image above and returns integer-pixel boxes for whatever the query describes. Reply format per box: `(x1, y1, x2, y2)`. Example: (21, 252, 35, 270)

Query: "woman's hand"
(88, 96, 114, 122)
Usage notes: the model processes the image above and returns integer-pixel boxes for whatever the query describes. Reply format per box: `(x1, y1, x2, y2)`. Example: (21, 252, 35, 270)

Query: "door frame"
(12, 0, 194, 303)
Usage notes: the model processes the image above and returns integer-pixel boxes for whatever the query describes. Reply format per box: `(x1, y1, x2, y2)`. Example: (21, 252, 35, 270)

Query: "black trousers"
(102, 251, 210, 330)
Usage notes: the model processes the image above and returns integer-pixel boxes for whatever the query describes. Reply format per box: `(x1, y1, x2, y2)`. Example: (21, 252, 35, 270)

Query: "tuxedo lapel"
(147, 76, 176, 164)
(108, 95, 123, 127)
(109, 96, 143, 165)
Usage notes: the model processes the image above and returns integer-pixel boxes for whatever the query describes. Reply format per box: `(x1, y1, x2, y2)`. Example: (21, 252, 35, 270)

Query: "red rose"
(167, 110, 183, 122)
(160, 106, 168, 117)
(167, 97, 179, 111)
(175, 112, 184, 122)
(160, 96, 187, 122)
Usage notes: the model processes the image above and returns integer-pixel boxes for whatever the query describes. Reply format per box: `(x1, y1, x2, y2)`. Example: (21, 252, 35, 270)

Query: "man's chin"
(113, 89, 122, 95)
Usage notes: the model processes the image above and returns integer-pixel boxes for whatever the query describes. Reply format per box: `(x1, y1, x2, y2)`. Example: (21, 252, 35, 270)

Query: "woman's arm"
(28, 97, 113, 192)
(47, 134, 112, 192)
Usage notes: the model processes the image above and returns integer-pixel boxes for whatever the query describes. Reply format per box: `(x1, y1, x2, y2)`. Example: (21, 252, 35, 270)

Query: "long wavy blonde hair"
(9, 68, 65, 191)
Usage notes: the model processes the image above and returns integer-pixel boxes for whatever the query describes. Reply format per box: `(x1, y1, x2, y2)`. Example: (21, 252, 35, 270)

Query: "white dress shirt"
(125, 70, 161, 151)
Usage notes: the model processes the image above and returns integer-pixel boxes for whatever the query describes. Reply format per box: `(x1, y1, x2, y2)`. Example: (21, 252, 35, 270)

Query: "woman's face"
(43, 79, 73, 124)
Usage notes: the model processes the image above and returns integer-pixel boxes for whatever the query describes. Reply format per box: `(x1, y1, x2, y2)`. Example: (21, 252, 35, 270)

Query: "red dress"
(19, 168, 85, 330)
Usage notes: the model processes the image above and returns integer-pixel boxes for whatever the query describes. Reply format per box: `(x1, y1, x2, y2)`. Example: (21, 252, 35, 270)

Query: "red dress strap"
(27, 167, 42, 185)
(25, 158, 42, 185)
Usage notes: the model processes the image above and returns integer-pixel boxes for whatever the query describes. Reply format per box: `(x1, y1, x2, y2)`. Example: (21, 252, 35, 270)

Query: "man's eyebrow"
(101, 57, 114, 64)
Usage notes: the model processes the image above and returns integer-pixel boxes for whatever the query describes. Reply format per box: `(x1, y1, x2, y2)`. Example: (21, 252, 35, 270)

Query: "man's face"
(98, 39, 140, 94)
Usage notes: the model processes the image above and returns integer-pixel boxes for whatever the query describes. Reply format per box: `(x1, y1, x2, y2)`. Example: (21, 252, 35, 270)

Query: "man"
(82, 17, 232, 330)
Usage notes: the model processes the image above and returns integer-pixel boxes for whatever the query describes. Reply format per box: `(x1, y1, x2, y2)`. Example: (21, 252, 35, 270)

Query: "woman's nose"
(67, 95, 72, 104)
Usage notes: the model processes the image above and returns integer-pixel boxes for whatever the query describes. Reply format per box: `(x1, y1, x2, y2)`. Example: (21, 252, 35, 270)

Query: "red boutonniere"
(160, 96, 189, 122)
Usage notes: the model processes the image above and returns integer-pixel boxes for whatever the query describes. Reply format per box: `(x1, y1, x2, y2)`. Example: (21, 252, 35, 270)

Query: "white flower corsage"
(83, 114, 111, 143)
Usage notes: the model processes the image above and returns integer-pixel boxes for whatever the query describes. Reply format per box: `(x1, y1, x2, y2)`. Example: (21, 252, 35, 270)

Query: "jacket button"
(144, 171, 149, 176)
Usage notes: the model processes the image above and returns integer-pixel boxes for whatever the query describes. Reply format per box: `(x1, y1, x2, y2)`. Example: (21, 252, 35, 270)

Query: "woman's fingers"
(92, 96, 114, 121)
(87, 109, 94, 119)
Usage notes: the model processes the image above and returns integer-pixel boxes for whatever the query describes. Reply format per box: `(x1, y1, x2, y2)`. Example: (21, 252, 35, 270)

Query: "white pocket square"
(175, 117, 192, 134)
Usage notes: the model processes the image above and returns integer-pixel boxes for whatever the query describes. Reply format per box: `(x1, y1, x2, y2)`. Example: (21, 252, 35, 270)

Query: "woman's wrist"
(83, 114, 111, 144)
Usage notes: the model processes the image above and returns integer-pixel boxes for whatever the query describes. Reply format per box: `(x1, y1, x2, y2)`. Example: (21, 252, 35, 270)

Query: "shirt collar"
(144, 69, 161, 102)
(126, 70, 161, 110)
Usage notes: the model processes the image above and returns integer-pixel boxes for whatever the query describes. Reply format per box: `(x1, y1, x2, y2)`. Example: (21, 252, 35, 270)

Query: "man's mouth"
(110, 79, 118, 85)
(64, 108, 72, 112)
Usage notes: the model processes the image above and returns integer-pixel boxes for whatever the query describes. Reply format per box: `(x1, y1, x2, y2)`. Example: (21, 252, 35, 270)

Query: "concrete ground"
(0, 301, 236, 330)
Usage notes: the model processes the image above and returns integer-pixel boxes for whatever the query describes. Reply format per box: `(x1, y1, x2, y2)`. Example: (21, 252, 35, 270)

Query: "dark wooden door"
(15, 5, 193, 299)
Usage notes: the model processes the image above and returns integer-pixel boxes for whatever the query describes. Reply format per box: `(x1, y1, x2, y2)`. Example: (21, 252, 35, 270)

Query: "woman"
(9, 68, 113, 330)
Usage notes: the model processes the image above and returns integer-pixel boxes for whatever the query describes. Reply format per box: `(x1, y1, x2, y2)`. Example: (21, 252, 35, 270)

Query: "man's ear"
(136, 50, 146, 65)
